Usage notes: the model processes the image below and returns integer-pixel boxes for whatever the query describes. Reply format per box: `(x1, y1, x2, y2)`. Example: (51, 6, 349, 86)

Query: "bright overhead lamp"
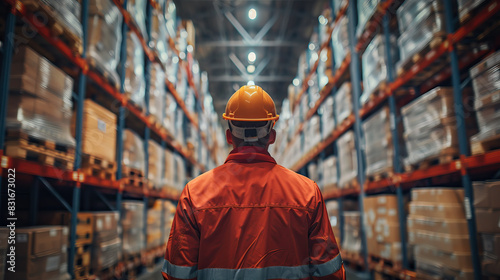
(318, 15, 328, 25)
(308, 43, 316, 51)
(187, 45, 194, 53)
(293, 78, 300, 86)
(248, 51, 256, 63)
(248, 8, 257, 20)
(247, 80, 255, 86)
(247, 65, 255, 73)
(179, 52, 186, 59)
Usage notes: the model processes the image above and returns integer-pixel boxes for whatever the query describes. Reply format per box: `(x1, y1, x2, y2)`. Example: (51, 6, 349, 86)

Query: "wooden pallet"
(471, 133, 500, 155)
(122, 167, 147, 188)
(5, 131, 75, 170)
(20, 0, 83, 54)
(342, 250, 365, 270)
(404, 147, 460, 172)
(75, 245, 91, 268)
(80, 154, 117, 181)
(75, 265, 94, 280)
(369, 254, 402, 272)
(367, 167, 394, 182)
(341, 177, 360, 190)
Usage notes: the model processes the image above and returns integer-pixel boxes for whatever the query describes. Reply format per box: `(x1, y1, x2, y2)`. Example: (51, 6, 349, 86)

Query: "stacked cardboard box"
(363, 195, 402, 263)
(163, 200, 177, 244)
(1, 226, 70, 280)
(7, 46, 75, 148)
(469, 51, 500, 155)
(123, 129, 145, 175)
(337, 130, 358, 189)
(147, 205, 162, 250)
(122, 201, 145, 255)
(148, 140, 163, 189)
(473, 181, 500, 277)
(342, 212, 362, 255)
(87, 0, 122, 85)
(408, 188, 473, 279)
(72, 99, 117, 163)
(326, 201, 341, 246)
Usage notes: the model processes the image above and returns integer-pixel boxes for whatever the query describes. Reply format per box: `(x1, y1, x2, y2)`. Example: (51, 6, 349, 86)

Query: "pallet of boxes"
(408, 188, 473, 279)
(122, 201, 145, 278)
(473, 180, 500, 277)
(38, 211, 121, 279)
(326, 201, 342, 247)
(6, 46, 76, 170)
(1, 226, 70, 280)
(338, 130, 359, 190)
(122, 129, 147, 188)
(364, 195, 404, 269)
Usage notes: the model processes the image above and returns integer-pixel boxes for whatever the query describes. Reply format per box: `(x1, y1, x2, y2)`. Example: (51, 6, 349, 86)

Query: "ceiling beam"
(209, 75, 292, 82)
(199, 40, 304, 47)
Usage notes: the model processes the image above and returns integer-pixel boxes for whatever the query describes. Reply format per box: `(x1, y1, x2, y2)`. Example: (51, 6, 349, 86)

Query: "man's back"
(163, 147, 344, 280)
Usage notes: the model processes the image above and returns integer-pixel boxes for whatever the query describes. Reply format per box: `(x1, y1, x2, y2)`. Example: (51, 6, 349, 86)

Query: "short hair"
(228, 121, 271, 148)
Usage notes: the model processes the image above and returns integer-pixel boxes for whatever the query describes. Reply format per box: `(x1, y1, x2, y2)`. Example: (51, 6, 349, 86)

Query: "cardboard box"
(16, 226, 68, 257)
(411, 188, 464, 204)
(409, 230, 470, 253)
(475, 209, 500, 233)
(409, 202, 465, 219)
(407, 215, 468, 235)
(414, 245, 472, 270)
(375, 223, 401, 243)
(11, 253, 69, 280)
(378, 242, 402, 262)
(92, 237, 121, 271)
(481, 234, 500, 258)
(473, 181, 500, 209)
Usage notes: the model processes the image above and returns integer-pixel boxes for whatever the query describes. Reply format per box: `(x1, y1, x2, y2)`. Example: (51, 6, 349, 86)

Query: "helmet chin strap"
(229, 121, 273, 142)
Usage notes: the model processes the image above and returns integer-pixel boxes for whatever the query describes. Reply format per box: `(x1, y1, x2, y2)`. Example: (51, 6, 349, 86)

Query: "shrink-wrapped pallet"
(458, 0, 487, 22)
(87, 0, 122, 85)
(8, 46, 75, 147)
(92, 237, 121, 270)
(305, 116, 321, 154)
(122, 201, 145, 255)
(127, 0, 147, 39)
(125, 32, 146, 109)
(362, 107, 393, 177)
(123, 129, 145, 174)
(71, 99, 117, 163)
(320, 155, 338, 194)
(320, 95, 335, 139)
(331, 16, 349, 68)
(335, 83, 352, 124)
(37, 0, 82, 41)
(164, 93, 176, 134)
(173, 154, 187, 190)
(151, 9, 169, 64)
(163, 148, 175, 188)
(326, 200, 341, 245)
(357, 0, 381, 35)
(147, 207, 162, 249)
(343, 212, 362, 254)
(149, 63, 166, 122)
(470, 51, 500, 101)
(148, 140, 163, 189)
(397, 0, 446, 66)
(360, 35, 398, 105)
(338, 130, 357, 188)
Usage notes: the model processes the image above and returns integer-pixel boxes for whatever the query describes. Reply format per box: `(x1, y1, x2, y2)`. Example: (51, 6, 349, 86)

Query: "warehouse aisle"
(0, 0, 499, 279)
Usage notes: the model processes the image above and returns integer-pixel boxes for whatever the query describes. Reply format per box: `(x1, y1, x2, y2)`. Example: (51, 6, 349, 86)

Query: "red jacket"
(163, 147, 345, 280)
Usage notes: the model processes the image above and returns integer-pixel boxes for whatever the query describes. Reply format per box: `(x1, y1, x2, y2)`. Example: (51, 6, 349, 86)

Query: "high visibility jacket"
(163, 147, 345, 280)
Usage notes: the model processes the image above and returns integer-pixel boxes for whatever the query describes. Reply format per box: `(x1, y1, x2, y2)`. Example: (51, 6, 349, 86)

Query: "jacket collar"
(225, 146, 277, 164)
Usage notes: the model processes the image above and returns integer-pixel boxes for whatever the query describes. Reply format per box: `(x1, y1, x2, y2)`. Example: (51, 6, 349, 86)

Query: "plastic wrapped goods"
(125, 32, 146, 109)
(127, 0, 148, 39)
(39, 0, 82, 41)
(343, 212, 362, 254)
(363, 107, 393, 177)
(361, 35, 398, 105)
(398, 10, 446, 65)
(338, 130, 358, 188)
(470, 51, 500, 101)
(397, 0, 444, 34)
(151, 9, 169, 64)
(148, 140, 163, 189)
(458, 0, 487, 21)
(147, 207, 162, 249)
(174, 153, 187, 190)
(331, 16, 349, 68)
(87, 0, 122, 85)
(471, 100, 500, 144)
(8, 46, 75, 147)
(335, 82, 353, 124)
(321, 155, 338, 189)
(123, 129, 145, 173)
(320, 95, 335, 139)
(121, 201, 145, 254)
(163, 149, 175, 188)
(149, 63, 166, 121)
(308, 163, 319, 183)
(92, 237, 121, 270)
(357, 0, 381, 35)
(164, 93, 176, 134)
(331, 0, 347, 17)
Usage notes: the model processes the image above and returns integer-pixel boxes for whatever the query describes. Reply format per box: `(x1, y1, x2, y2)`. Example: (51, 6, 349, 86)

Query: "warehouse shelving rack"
(0, 0, 219, 278)
(286, 0, 500, 279)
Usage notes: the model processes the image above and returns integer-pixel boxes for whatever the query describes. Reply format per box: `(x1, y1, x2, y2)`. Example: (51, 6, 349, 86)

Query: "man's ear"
(226, 129, 233, 145)
(268, 129, 276, 145)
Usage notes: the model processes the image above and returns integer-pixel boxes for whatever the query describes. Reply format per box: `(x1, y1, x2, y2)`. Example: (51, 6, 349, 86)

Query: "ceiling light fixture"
(247, 80, 255, 86)
(293, 78, 300, 86)
(248, 51, 256, 63)
(248, 8, 257, 20)
(247, 65, 255, 73)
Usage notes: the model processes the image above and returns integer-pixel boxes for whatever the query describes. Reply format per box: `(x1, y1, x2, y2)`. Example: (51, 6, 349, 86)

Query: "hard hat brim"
(222, 113, 279, 122)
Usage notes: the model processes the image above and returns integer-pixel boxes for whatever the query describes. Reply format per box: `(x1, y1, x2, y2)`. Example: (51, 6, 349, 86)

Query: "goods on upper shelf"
(147, 205, 162, 249)
(148, 140, 163, 189)
(127, 0, 148, 40)
(357, 0, 380, 35)
(469, 51, 500, 155)
(149, 63, 166, 123)
(473, 180, 500, 277)
(122, 129, 146, 181)
(408, 188, 473, 280)
(124, 32, 146, 110)
(331, 16, 349, 69)
(401, 87, 475, 170)
(360, 34, 398, 105)
(326, 200, 341, 246)
(320, 95, 335, 139)
(396, 0, 446, 73)
(87, 0, 123, 86)
(364, 195, 403, 263)
(458, 0, 487, 22)
(151, 9, 169, 64)
(337, 130, 358, 189)
(122, 201, 145, 255)
(335, 82, 352, 124)
(319, 155, 338, 194)
(305, 116, 321, 155)
(0, 226, 70, 280)
(342, 211, 361, 255)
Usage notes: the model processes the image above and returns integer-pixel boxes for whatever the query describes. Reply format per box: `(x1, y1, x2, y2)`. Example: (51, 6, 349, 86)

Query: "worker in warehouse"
(162, 85, 345, 280)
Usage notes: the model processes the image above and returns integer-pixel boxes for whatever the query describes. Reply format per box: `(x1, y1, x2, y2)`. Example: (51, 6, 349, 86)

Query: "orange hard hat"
(222, 85, 280, 122)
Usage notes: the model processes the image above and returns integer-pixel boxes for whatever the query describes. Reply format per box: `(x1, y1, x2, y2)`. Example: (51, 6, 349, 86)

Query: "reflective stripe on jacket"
(163, 146, 345, 280)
